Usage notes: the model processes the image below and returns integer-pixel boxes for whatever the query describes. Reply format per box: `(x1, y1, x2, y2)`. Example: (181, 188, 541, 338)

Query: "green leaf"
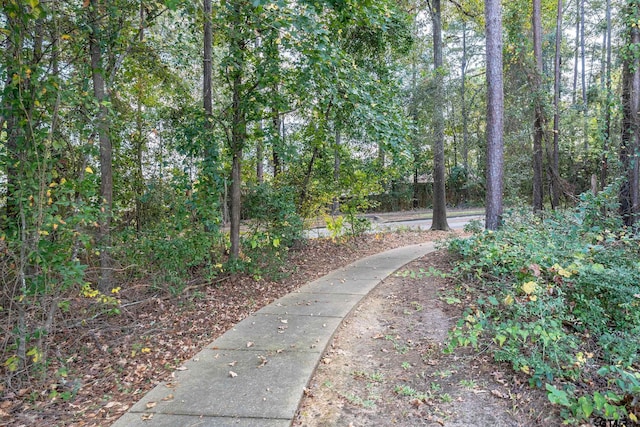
(578, 395, 593, 418)
(593, 391, 605, 410)
(164, 0, 180, 11)
(545, 384, 570, 407)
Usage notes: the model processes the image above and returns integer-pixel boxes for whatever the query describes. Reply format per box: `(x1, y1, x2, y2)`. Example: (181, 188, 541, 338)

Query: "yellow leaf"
(557, 267, 572, 278)
(520, 365, 530, 374)
(61, 34, 72, 41)
(85, 166, 93, 174)
(38, 230, 49, 236)
(521, 281, 537, 295)
(49, 182, 57, 188)
(629, 412, 638, 422)
(503, 294, 514, 306)
(141, 347, 151, 354)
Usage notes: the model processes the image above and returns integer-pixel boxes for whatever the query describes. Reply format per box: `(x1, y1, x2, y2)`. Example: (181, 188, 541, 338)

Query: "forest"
(1, 0, 639, 425)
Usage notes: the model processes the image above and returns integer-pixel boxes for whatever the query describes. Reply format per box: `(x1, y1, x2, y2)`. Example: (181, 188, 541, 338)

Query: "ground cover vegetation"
(448, 186, 640, 424)
(1, 0, 640, 425)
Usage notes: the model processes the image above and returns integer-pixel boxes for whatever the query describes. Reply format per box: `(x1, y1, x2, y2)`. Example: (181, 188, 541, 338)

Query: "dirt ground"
(293, 251, 562, 427)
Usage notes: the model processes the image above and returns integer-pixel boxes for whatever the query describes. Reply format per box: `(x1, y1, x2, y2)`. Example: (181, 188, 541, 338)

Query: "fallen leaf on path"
(141, 413, 154, 420)
(229, 371, 238, 378)
(145, 402, 157, 409)
(490, 389, 509, 399)
(228, 361, 237, 367)
(257, 355, 268, 367)
(246, 342, 254, 348)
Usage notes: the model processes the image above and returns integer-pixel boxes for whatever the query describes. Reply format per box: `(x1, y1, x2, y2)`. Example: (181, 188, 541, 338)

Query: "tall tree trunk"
(135, 3, 145, 232)
(332, 126, 341, 215)
(89, 0, 113, 292)
(572, 0, 579, 105)
(485, 0, 505, 230)
(299, 146, 319, 210)
(532, 0, 545, 212)
(430, 0, 449, 231)
(272, 108, 282, 177)
(461, 21, 469, 171)
(620, 2, 640, 227)
(600, 0, 612, 189)
(257, 120, 264, 183)
(229, 15, 246, 260)
(580, 0, 588, 151)
(203, 0, 213, 117)
(550, 0, 563, 209)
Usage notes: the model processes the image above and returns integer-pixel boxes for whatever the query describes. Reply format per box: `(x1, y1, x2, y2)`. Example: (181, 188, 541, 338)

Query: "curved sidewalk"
(111, 242, 436, 427)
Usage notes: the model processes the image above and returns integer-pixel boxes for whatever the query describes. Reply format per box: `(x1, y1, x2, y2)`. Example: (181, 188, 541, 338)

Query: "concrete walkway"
(111, 243, 436, 427)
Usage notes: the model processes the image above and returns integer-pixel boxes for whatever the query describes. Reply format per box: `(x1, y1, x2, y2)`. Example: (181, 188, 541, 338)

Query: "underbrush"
(447, 185, 640, 424)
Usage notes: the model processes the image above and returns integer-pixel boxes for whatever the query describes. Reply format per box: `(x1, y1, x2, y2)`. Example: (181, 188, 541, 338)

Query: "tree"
(532, 0, 545, 212)
(485, 0, 505, 230)
(550, 0, 562, 209)
(619, 0, 640, 226)
(429, 0, 450, 231)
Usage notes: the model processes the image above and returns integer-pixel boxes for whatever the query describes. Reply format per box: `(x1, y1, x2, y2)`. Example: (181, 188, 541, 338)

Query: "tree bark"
(89, 0, 113, 292)
(272, 108, 282, 177)
(332, 126, 341, 215)
(532, 0, 545, 212)
(430, 0, 450, 231)
(550, 0, 563, 209)
(620, 2, 640, 227)
(225, 0, 248, 260)
(203, 0, 213, 118)
(485, 0, 505, 230)
(461, 21, 469, 171)
(600, 0, 612, 189)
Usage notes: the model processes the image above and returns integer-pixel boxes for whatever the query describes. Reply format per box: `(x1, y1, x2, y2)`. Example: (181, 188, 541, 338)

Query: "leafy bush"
(239, 184, 304, 278)
(447, 188, 640, 424)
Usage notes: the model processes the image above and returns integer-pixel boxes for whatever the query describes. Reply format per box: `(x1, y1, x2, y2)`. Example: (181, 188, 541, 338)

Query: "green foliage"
(238, 184, 304, 278)
(243, 184, 303, 248)
(447, 191, 640, 423)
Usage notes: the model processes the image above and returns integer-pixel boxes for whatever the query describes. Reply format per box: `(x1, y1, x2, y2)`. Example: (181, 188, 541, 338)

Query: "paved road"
(305, 214, 483, 238)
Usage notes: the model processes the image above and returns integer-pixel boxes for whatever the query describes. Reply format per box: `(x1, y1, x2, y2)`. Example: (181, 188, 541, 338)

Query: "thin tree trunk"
(550, 0, 563, 209)
(600, 0, 612, 189)
(135, 3, 145, 232)
(572, 1, 579, 105)
(461, 21, 469, 170)
(580, 0, 588, 151)
(332, 127, 341, 215)
(272, 109, 282, 177)
(485, 0, 505, 230)
(430, 0, 449, 231)
(229, 74, 245, 259)
(89, 0, 113, 292)
(257, 120, 264, 183)
(532, 0, 545, 212)
(299, 146, 319, 210)
(203, 0, 213, 117)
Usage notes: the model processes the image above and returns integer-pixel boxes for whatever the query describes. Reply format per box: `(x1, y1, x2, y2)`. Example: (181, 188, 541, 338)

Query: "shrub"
(447, 190, 640, 424)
